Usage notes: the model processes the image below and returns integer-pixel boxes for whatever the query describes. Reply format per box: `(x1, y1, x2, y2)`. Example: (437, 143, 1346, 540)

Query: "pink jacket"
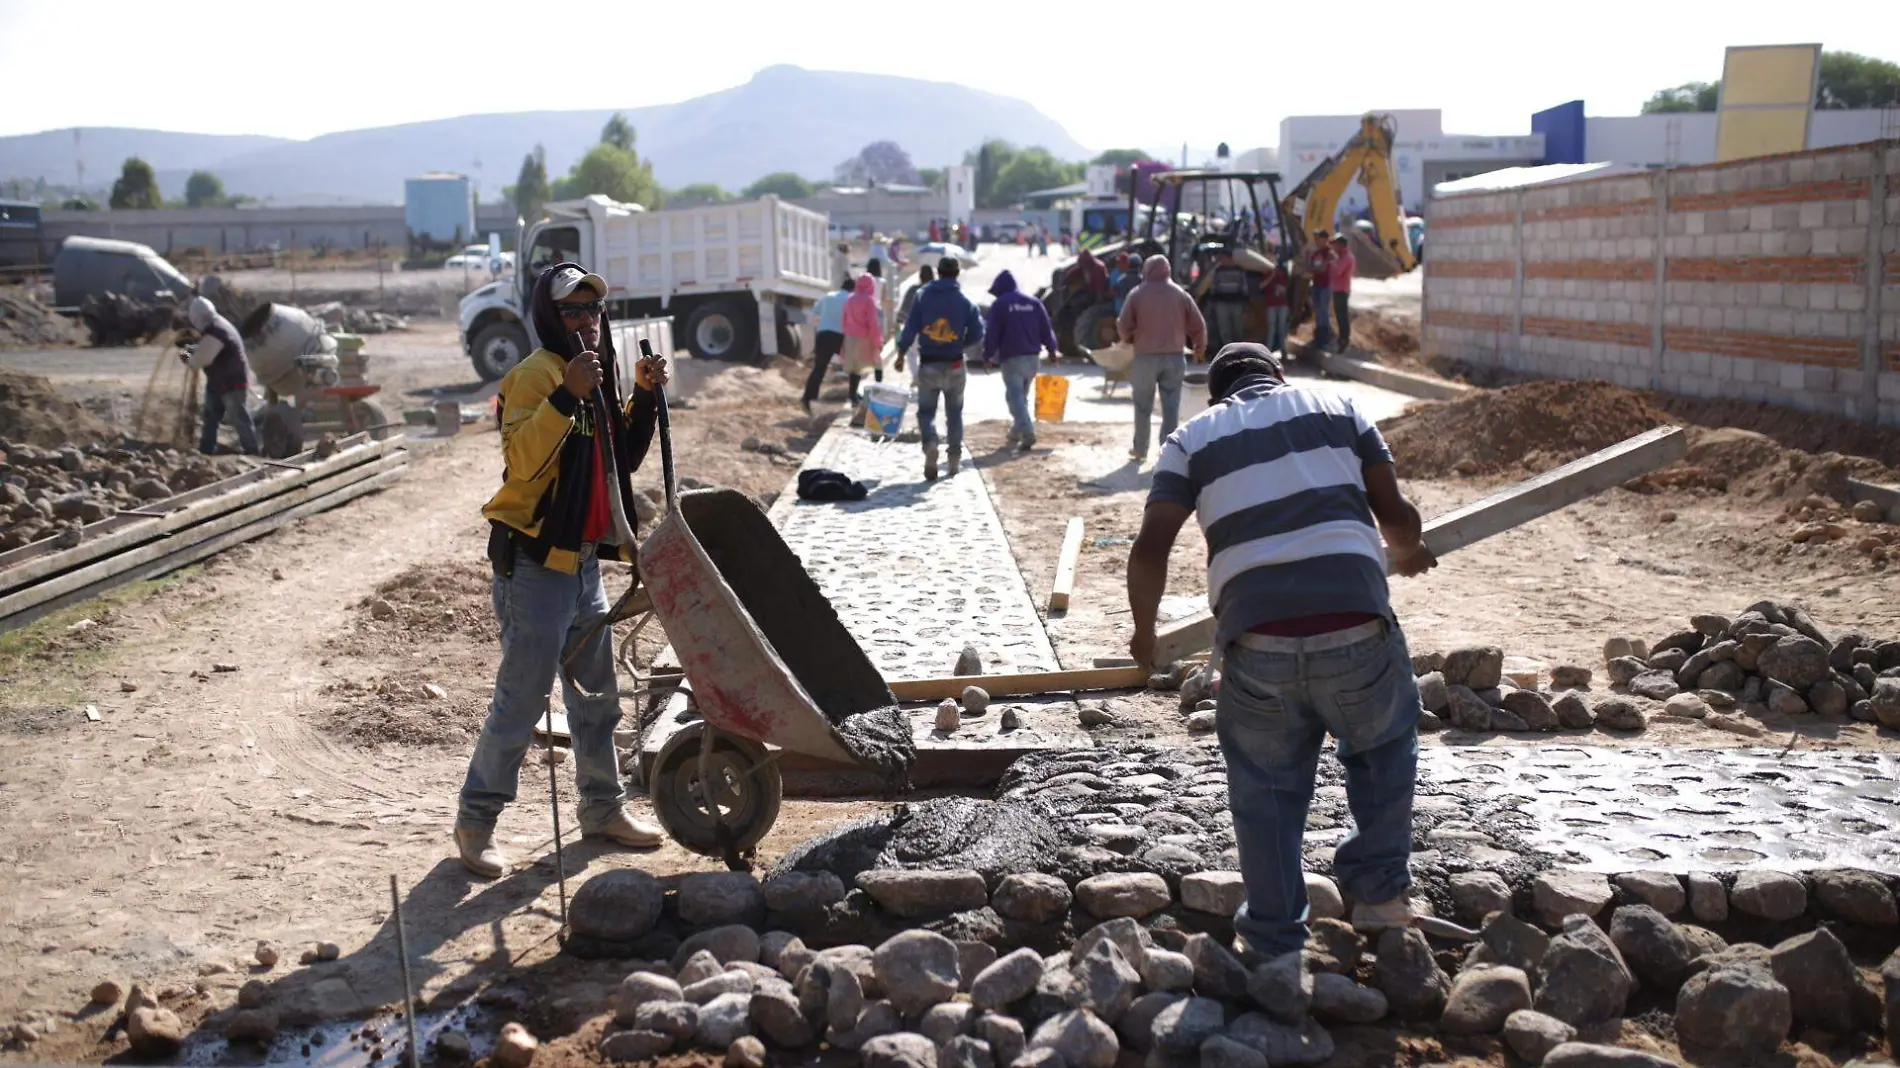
(1327, 249, 1356, 293)
(842, 273, 883, 347)
(1117, 254, 1207, 357)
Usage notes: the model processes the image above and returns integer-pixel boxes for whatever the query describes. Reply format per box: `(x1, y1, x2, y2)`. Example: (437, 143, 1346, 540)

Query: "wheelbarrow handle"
(640, 338, 677, 513)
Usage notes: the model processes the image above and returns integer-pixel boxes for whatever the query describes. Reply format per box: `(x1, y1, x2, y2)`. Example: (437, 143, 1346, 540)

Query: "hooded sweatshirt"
(184, 296, 250, 394)
(897, 275, 984, 363)
(481, 261, 656, 575)
(1117, 254, 1207, 357)
(983, 270, 1058, 362)
(1075, 249, 1111, 299)
(841, 273, 883, 348)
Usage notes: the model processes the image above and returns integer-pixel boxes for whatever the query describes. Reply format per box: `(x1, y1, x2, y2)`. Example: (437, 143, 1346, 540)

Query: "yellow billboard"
(1715, 44, 1820, 161)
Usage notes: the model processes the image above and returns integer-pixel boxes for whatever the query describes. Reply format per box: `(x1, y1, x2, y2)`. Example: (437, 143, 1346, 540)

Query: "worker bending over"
(1126, 343, 1436, 959)
(457, 263, 669, 878)
(180, 296, 259, 456)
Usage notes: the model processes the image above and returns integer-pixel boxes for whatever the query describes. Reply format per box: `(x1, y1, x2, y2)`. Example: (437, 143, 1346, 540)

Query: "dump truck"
(458, 194, 832, 380)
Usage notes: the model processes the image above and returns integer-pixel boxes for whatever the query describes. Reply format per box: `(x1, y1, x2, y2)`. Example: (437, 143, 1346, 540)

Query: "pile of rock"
(1608, 601, 1900, 728)
(0, 439, 243, 550)
(1410, 646, 1613, 734)
(304, 301, 409, 334)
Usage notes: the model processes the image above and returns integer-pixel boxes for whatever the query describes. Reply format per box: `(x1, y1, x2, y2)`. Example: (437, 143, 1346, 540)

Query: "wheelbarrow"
(631, 346, 908, 861)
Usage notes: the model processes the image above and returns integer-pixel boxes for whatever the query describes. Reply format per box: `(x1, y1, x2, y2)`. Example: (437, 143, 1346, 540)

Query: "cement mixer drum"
(240, 302, 340, 397)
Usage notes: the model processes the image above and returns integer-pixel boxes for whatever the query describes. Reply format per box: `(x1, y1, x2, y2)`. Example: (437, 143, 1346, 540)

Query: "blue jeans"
(914, 360, 966, 456)
(1266, 306, 1289, 355)
(1311, 286, 1334, 350)
(200, 387, 259, 455)
(1129, 353, 1186, 457)
(999, 354, 1038, 440)
(1217, 621, 1421, 957)
(458, 549, 625, 833)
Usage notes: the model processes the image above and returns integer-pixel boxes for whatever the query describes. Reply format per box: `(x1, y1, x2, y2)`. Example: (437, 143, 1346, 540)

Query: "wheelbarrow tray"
(638, 487, 895, 767)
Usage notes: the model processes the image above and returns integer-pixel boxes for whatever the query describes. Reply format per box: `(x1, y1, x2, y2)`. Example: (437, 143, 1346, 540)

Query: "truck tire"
(1074, 301, 1119, 356)
(775, 307, 801, 361)
(471, 321, 531, 381)
(682, 299, 757, 362)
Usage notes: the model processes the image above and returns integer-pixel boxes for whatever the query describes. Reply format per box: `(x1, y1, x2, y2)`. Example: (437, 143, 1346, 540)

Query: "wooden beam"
(1048, 517, 1084, 613)
(1150, 426, 1688, 665)
(888, 665, 1148, 701)
(1315, 351, 1473, 401)
(0, 452, 407, 623)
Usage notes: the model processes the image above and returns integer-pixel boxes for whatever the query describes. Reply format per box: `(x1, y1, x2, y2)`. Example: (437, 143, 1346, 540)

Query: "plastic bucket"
(862, 384, 908, 436)
(1034, 373, 1069, 423)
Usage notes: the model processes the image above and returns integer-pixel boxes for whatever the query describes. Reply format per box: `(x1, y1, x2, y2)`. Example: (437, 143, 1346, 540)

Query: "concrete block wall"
(1423, 138, 1898, 427)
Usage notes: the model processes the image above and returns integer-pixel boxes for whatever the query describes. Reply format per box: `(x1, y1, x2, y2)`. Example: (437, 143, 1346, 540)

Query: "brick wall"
(1422, 139, 1898, 426)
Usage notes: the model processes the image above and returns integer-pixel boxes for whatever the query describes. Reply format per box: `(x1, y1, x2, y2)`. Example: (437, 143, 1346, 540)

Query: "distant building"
(1278, 110, 1545, 216)
(1531, 99, 1900, 168)
(404, 173, 474, 246)
(793, 184, 939, 239)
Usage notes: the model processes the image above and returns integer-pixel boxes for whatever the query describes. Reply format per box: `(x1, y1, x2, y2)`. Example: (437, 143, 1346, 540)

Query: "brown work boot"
(583, 807, 664, 849)
(924, 449, 940, 482)
(1350, 896, 1415, 934)
(947, 453, 961, 477)
(454, 826, 506, 879)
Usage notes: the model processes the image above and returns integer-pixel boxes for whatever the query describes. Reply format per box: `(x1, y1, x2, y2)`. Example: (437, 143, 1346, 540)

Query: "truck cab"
(458, 194, 831, 381)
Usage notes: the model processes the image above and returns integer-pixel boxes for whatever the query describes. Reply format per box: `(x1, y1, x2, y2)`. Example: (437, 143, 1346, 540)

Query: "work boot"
(1351, 897, 1415, 934)
(947, 454, 960, 477)
(454, 826, 506, 879)
(1018, 435, 1035, 453)
(924, 449, 939, 482)
(1005, 427, 1022, 445)
(583, 807, 665, 849)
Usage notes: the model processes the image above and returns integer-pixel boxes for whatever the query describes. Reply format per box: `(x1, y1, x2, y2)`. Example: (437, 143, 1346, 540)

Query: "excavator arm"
(1278, 114, 1417, 275)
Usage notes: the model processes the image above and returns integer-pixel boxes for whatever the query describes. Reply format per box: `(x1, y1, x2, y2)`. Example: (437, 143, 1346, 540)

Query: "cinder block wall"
(1422, 139, 1899, 426)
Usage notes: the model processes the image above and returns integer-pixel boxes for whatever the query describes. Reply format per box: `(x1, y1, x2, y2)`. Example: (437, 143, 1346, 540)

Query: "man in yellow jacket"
(456, 262, 670, 878)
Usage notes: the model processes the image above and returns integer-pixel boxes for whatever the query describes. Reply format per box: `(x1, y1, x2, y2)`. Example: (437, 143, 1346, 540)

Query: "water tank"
(404, 173, 473, 245)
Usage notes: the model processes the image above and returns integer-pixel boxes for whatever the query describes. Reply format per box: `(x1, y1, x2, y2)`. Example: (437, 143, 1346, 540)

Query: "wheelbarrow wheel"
(650, 722, 782, 858)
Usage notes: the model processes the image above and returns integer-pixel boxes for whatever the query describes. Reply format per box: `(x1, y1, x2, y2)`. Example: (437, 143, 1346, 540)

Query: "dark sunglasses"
(557, 299, 605, 320)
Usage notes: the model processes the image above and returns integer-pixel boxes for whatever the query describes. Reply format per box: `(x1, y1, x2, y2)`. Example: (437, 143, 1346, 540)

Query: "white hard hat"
(186, 296, 215, 330)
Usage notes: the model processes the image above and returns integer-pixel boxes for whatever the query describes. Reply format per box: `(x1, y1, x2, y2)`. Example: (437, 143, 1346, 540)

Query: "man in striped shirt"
(1126, 343, 1436, 959)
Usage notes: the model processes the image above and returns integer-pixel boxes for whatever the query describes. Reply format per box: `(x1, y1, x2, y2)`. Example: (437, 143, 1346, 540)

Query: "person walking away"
(984, 269, 1059, 451)
(458, 262, 671, 877)
(1115, 254, 1206, 462)
(1262, 258, 1291, 354)
(893, 264, 935, 372)
(802, 278, 854, 413)
(1125, 342, 1437, 957)
(830, 240, 852, 291)
(1327, 233, 1356, 353)
(896, 255, 984, 481)
(1307, 231, 1337, 351)
(869, 233, 889, 274)
(841, 272, 884, 405)
(1113, 253, 1141, 313)
(181, 296, 259, 455)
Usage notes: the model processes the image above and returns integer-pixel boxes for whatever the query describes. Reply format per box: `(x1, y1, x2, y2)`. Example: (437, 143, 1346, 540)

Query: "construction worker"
(180, 296, 259, 456)
(802, 278, 853, 414)
(983, 269, 1059, 452)
(1115, 254, 1206, 462)
(1262, 259, 1291, 355)
(457, 262, 669, 878)
(1126, 342, 1436, 961)
(1308, 232, 1338, 351)
(1327, 233, 1357, 353)
(895, 255, 984, 481)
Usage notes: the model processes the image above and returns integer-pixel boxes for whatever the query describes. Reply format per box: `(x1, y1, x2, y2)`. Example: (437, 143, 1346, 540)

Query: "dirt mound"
(0, 289, 84, 349)
(1383, 379, 1673, 478)
(0, 370, 114, 447)
(348, 560, 498, 643)
(1347, 306, 1422, 367)
(671, 356, 804, 408)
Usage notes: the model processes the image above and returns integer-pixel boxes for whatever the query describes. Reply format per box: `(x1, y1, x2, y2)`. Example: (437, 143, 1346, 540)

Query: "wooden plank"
(1150, 426, 1688, 664)
(1048, 517, 1084, 613)
(888, 666, 1148, 701)
(0, 463, 407, 633)
(0, 452, 407, 623)
(0, 435, 399, 596)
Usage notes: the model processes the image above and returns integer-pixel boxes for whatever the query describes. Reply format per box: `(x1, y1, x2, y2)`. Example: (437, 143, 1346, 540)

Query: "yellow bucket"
(1033, 373, 1069, 423)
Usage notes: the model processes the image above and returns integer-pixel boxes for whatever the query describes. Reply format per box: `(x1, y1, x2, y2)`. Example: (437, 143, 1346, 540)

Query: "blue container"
(861, 384, 908, 436)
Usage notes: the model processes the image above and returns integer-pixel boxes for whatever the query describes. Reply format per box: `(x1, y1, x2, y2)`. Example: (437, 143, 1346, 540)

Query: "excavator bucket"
(1345, 228, 1408, 281)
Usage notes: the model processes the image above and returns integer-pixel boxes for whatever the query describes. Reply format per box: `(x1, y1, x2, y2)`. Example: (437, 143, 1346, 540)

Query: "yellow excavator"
(1279, 113, 1418, 338)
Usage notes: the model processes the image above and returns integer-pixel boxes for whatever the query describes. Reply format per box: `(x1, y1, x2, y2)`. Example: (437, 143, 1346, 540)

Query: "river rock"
(829, 1001, 901, 1052)
(1730, 871, 1807, 921)
(683, 971, 755, 1004)
(875, 930, 960, 1016)
(1198, 1035, 1266, 1068)
(675, 925, 762, 967)
(1769, 927, 1881, 1034)
(1245, 951, 1312, 1024)
(1178, 871, 1245, 917)
(1685, 872, 1727, 923)
(1553, 692, 1595, 728)
(1444, 646, 1504, 689)
(1759, 635, 1830, 690)
(1661, 693, 1709, 719)
(1066, 939, 1140, 1023)
(1116, 992, 1179, 1053)
(1870, 677, 1900, 728)
(493, 1023, 538, 1068)
(1613, 871, 1685, 916)
(1593, 698, 1646, 730)
(600, 1029, 674, 1062)
(695, 992, 754, 1049)
(569, 869, 665, 942)
(1532, 869, 1613, 925)
(1303, 873, 1345, 920)
(1074, 873, 1171, 918)
(1446, 684, 1494, 730)
(1417, 671, 1450, 713)
(1674, 957, 1791, 1054)
(1450, 871, 1512, 922)
(1502, 1010, 1576, 1064)
(1813, 869, 1898, 926)
(1139, 949, 1194, 993)
(1502, 689, 1560, 730)
(1309, 972, 1387, 1023)
(1543, 1043, 1676, 1068)
(751, 984, 815, 1048)
(1481, 912, 1551, 977)
(972, 948, 1045, 1011)
(1224, 1012, 1334, 1066)
(1304, 919, 1365, 976)
(1627, 672, 1678, 700)
(1608, 905, 1695, 994)
(1535, 915, 1633, 1026)
(1373, 926, 1449, 1021)
(1606, 656, 1646, 686)
(679, 871, 766, 927)
(1150, 996, 1224, 1055)
(1183, 934, 1250, 1001)
(977, 1013, 1024, 1065)
(992, 873, 1073, 923)
(1441, 964, 1532, 1034)
(614, 972, 684, 1024)
(863, 1032, 939, 1068)
(1072, 918, 1151, 974)
(763, 870, 846, 913)
(726, 1035, 767, 1068)
(1029, 1009, 1118, 1068)
(858, 869, 989, 917)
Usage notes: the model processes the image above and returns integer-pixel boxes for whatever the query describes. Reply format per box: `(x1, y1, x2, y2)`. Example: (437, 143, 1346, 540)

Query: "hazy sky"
(1, 0, 1894, 154)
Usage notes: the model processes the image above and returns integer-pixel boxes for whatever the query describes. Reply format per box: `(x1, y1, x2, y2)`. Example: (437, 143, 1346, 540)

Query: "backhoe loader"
(1278, 113, 1418, 339)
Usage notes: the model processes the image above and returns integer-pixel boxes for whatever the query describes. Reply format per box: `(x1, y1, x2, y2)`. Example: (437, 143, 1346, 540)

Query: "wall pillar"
(1650, 170, 1669, 391)
(1860, 148, 1888, 424)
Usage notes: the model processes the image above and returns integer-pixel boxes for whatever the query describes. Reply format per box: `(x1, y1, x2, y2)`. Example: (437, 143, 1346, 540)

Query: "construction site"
(4, 95, 1900, 1068)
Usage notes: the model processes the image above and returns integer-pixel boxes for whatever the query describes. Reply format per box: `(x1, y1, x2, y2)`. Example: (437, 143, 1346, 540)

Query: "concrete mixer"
(240, 303, 391, 457)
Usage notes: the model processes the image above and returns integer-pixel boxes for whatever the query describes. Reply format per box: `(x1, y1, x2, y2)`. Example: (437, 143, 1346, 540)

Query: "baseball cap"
(548, 265, 607, 300)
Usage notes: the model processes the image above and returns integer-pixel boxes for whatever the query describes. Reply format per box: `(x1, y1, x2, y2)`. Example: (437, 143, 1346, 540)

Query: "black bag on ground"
(797, 468, 869, 502)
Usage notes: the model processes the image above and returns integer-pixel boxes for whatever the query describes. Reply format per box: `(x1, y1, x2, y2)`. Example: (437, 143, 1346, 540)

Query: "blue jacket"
(983, 271, 1058, 362)
(813, 290, 850, 334)
(897, 277, 983, 362)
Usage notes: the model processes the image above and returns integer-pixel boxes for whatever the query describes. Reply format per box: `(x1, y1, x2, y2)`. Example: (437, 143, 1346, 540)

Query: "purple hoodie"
(982, 270, 1058, 363)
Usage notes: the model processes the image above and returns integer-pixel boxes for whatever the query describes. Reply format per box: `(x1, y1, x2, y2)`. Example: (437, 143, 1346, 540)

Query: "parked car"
(443, 244, 514, 271)
(52, 236, 193, 309)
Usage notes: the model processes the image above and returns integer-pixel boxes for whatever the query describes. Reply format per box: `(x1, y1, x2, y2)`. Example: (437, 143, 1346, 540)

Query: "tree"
(601, 113, 635, 152)
(743, 172, 815, 199)
(109, 157, 161, 210)
(668, 183, 731, 208)
(1090, 148, 1150, 168)
(965, 139, 1018, 208)
(990, 148, 1083, 206)
(1640, 81, 1719, 113)
(553, 143, 662, 207)
(184, 170, 226, 208)
(834, 141, 920, 186)
(513, 145, 549, 220)
(1816, 50, 1900, 108)
(917, 167, 945, 192)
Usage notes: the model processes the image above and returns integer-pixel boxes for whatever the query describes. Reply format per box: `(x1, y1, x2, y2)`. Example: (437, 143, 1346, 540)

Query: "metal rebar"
(545, 703, 569, 940)
(389, 874, 421, 1068)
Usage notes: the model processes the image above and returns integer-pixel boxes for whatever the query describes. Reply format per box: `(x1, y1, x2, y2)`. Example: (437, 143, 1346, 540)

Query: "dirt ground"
(3, 312, 1899, 1064)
